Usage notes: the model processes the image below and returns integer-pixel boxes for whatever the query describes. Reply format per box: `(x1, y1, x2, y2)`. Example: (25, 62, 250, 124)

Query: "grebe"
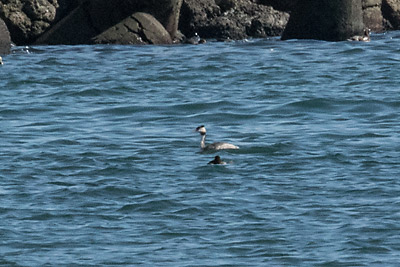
(0, 56, 3, 65)
(195, 125, 239, 151)
(185, 33, 206, 44)
(348, 28, 370, 42)
(186, 33, 200, 44)
(208, 155, 226, 165)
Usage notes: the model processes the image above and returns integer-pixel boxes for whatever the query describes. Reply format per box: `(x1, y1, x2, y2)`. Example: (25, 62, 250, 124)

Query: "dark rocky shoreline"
(1, 0, 400, 51)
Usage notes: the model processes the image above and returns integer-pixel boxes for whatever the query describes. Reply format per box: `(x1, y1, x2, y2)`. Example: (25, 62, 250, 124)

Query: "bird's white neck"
(200, 134, 206, 149)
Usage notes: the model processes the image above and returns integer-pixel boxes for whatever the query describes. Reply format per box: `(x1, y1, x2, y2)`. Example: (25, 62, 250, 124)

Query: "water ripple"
(1, 32, 400, 266)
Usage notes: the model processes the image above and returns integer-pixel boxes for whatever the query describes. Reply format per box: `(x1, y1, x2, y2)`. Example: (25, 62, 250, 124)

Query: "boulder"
(179, 0, 289, 40)
(248, 10, 290, 38)
(179, 0, 220, 38)
(382, 0, 400, 29)
(93, 12, 172, 44)
(107, 0, 182, 39)
(258, 0, 299, 12)
(63, 0, 182, 42)
(35, 0, 180, 45)
(0, 18, 11, 54)
(1, 0, 181, 45)
(363, 0, 385, 31)
(4, 0, 397, 45)
(34, 2, 97, 45)
(0, 0, 62, 45)
(133, 12, 172, 44)
(140, 0, 182, 39)
(281, 0, 365, 41)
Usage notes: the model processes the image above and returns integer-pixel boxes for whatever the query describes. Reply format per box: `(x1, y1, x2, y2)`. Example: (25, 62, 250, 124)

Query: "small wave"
(172, 206, 205, 216)
(118, 198, 182, 213)
(324, 132, 388, 139)
(38, 57, 63, 66)
(308, 151, 353, 165)
(238, 143, 290, 155)
(80, 186, 149, 198)
(0, 108, 23, 116)
(47, 181, 76, 187)
(97, 105, 149, 116)
(359, 132, 389, 138)
(346, 100, 393, 114)
(284, 98, 336, 111)
(336, 47, 367, 55)
(22, 212, 74, 221)
(43, 139, 81, 146)
(172, 100, 236, 112)
(67, 87, 127, 97)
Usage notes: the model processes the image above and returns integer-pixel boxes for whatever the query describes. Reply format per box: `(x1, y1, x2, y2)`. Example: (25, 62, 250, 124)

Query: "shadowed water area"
(1, 32, 400, 266)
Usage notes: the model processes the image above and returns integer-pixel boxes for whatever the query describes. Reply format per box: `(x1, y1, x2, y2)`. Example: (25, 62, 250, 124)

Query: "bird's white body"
(196, 125, 239, 151)
(348, 28, 370, 42)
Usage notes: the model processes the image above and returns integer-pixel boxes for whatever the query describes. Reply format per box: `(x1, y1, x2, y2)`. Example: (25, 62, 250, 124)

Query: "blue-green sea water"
(1, 32, 400, 266)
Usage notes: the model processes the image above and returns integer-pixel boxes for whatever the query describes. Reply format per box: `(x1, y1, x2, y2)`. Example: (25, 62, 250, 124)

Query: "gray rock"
(281, 0, 364, 41)
(0, 0, 59, 44)
(2, 0, 181, 45)
(34, 2, 97, 45)
(0, 18, 11, 55)
(258, 0, 298, 11)
(145, 0, 182, 39)
(180, 0, 289, 40)
(363, 0, 385, 32)
(248, 10, 290, 37)
(92, 20, 145, 45)
(35, 1, 179, 45)
(3, 0, 396, 45)
(83, 0, 181, 40)
(382, 0, 400, 29)
(93, 12, 172, 45)
(23, 0, 56, 22)
(134, 12, 172, 44)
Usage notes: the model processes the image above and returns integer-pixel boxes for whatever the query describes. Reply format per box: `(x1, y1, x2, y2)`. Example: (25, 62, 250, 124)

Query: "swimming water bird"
(348, 28, 370, 42)
(208, 155, 226, 165)
(185, 33, 206, 44)
(195, 125, 239, 151)
(186, 33, 200, 44)
(0, 56, 3, 65)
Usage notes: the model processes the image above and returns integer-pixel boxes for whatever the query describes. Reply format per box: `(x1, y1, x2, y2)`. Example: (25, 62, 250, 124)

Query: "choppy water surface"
(1, 32, 400, 266)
